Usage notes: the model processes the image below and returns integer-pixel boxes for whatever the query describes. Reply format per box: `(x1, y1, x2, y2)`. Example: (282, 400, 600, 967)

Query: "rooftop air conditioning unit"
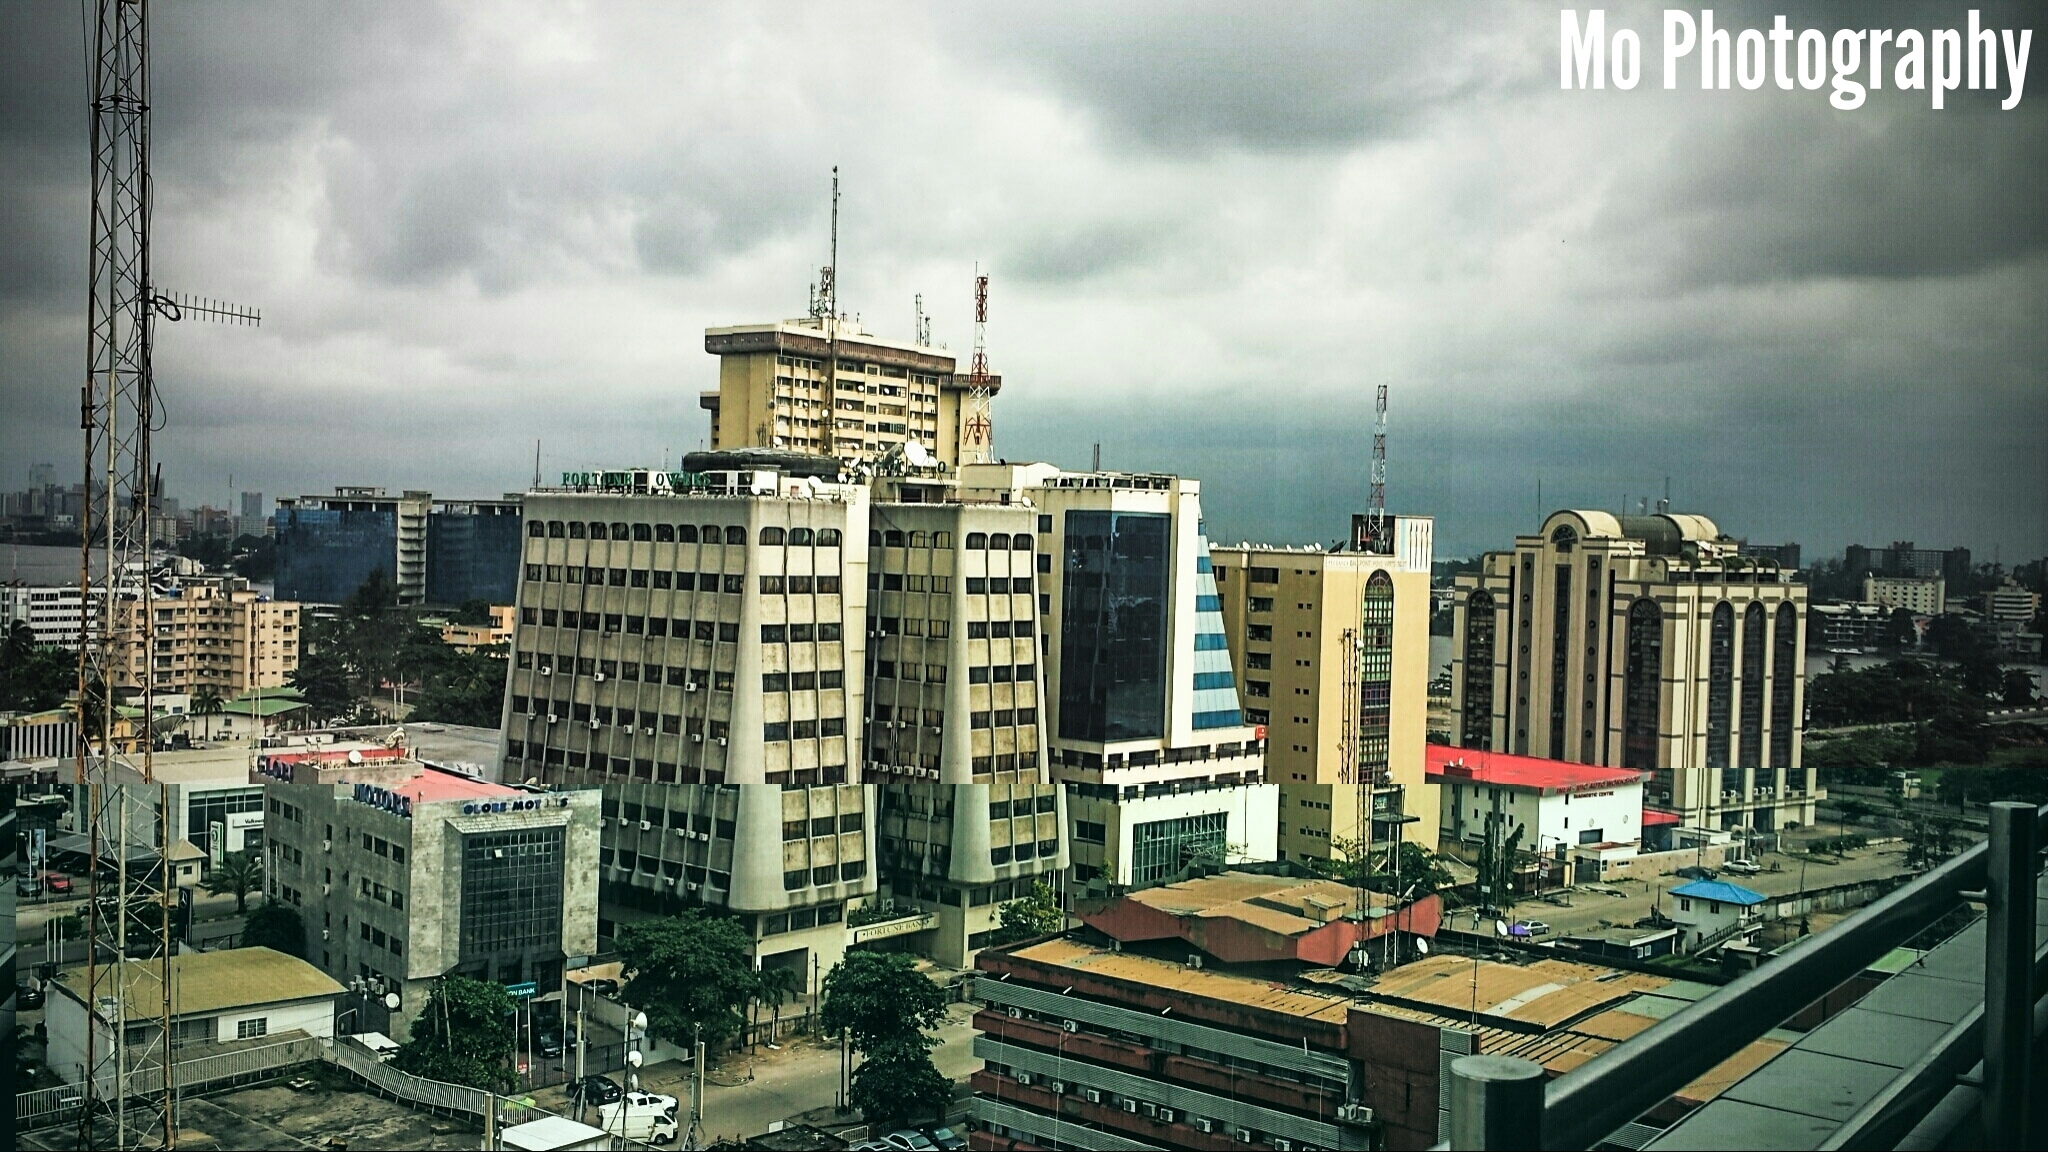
(593, 672, 606, 683)
(1014, 1072, 1032, 1087)
(1049, 1082, 1065, 1095)
(1194, 1118, 1215, 1134)
(1006, 1007, 1023, 1019)
(1187, 954, 1203, 969)
(1083, 1088, 1103, 1105)
(1062, 1019, 1079, 1033)
(1121, 1100, 1139, 1114)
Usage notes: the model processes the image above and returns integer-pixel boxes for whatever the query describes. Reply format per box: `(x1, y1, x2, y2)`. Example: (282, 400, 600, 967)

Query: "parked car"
(572, 1075, 624, 1109)
(17, 981, 44, 1009)
(595, 1092, 679, 1146)
(927, 1128, 969, 1151)
(1722, 858, 1762, 875)
(1518, 920, 1552, 936)
(42, 872, 71, 893)
(535, 1029, 564, 1058)
(1675, 865, 1718, 881)
(15, 875, 40, 897)
(882, 1133, 939, 1152)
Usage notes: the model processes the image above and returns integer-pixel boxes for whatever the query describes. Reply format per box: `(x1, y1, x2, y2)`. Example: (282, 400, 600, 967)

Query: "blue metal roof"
(1669, 879, 1767, 906)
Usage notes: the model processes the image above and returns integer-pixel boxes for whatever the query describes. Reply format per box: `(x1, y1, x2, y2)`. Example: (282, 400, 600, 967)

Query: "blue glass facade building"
(1057, 510, 1171, 742)
(426, 503, 524, 607)
(275, 505, 398, 604)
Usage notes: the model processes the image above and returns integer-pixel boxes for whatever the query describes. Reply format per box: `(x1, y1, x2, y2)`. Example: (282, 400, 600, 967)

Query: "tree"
(754, 965, 802, 1046)
(1999, 668, 2038, 707)
(848, 1036, 952, 1131)
(201, 850, 263, 914)
(1885, 609, 1919, 650)
(408, 643, 509, 728)
(0, 621, 75, 713)
(1836, 798, 1877, 828)
(191, 686, 225, 740)
(289, 641, 357, 722)
(454, 599, 494, 626)
(615, 910, 758, 1050)
(990, 882, 1064, 946)
(393, 976, 517, 1091)
(242, 902, 306, 958)
(822, 951, 948, 1053)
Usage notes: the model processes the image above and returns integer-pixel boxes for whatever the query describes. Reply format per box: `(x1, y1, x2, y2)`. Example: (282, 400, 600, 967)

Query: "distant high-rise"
(240, 490, 264, 521)
(425, 498, 525, 607)
(1450, 511, 1815, 835)
(276, 487, 432, 605)
(1845, 541, 1972, 588)
(700, 320, 997, 469)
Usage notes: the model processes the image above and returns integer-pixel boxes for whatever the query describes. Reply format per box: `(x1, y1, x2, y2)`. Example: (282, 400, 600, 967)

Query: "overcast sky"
(2, 2, 2042, 561)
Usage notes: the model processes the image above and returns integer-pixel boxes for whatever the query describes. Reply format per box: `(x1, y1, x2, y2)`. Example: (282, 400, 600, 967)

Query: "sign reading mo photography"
(1560, 9, 2032, 110)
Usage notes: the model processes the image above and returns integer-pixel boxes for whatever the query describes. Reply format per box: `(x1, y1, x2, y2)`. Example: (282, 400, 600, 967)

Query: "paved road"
(1486, 844, 1919, 939)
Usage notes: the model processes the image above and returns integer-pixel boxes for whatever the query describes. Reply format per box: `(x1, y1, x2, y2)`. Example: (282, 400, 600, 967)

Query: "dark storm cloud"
(0, 2, 2042, 563)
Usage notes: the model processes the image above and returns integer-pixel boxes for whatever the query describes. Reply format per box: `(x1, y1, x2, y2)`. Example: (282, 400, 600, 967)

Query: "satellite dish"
(347, 750, 364, 765)
(1494, 919, 1509, 938)
(904, 440, 938, 469)
(1415, 938, 1430, 955)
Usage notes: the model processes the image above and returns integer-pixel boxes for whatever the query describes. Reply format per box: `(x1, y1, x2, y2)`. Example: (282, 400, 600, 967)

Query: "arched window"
(528, 521, 545, 538)
(788, 528, 814, 546)
(700, 524, 720, 542)
(1461, 590, 1496, 750)
(1551, 523, 1579, 554)
(611, 522, 630, 540)
(588, 522, 608, 540)
(1012, 534, 1032, 551)
(724, 526, 746, 545)
(1740, 602, 1766, 779)
(884, 530, 904, 548)
(546, 520, 565, 538)
(1707, 601, 1735, 792)
(1772, 603, 1800, 789)
(632, 523, 652, 542)
(907, 531, 929, 548)
(1358, 572, 1395, 787)
(1624, 598, 1663, 787)
(568, 521, 586, 539)
(868, 530, 883, 546)
(760, 527, 786, 545)
(676, 525, 698, 543)
(817, 528, 841, 547)
(932, 531, 951, 548)
(965, 532, 988, 549)
(655, 524, 674, 542)
(988, 533, 1010, 549)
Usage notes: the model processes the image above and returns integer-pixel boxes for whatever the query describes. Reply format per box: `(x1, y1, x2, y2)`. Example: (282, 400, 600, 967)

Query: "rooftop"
(1121, 871, 1366, 935)
(1363, 953, 1669, 1030)
(1426, 744, 1643, 794)
(1006, 937, 1355, 1026)
(380, 764, 521, 804)
(1669, 879, 1767, 906)
(53, 946, 344, 1020)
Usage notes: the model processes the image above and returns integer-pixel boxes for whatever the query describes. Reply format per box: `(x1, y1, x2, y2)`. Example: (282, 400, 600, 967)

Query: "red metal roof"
(388, 767, 520, 805)
(1642, 808, 1683, 827)
(1425, 745, 1642, 794)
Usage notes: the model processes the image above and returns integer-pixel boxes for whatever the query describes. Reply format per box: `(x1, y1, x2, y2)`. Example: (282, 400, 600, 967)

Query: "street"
(1493, 843, 1919, 939)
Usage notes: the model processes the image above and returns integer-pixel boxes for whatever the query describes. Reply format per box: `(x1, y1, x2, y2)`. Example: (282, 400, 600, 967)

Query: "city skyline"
(1, 2, 2042, 562)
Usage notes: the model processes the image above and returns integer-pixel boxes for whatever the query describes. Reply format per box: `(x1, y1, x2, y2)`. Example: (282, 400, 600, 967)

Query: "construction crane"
(77, 4, 257, 1145)
(961, 270, 993, 464)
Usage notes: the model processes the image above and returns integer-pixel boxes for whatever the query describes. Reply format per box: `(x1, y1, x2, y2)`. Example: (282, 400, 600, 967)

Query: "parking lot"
(16, 1067, 485, 1151)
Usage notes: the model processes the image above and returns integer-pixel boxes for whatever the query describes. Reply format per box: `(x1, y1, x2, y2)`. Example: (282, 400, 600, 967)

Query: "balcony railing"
(1443, 801, 2046, 1150)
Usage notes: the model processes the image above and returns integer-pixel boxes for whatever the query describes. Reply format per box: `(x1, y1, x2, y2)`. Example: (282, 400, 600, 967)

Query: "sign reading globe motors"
(1561, 10, 2032, 110)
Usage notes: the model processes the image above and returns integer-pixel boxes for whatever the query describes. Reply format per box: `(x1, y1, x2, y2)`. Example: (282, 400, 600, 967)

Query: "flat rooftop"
(1120, 871, 1366, 938)
(388, 765, 521, 804)
(1007, 937, 1355, 1026)
(1427, 744, 1643, 794)
(54, 946, 344, 1019)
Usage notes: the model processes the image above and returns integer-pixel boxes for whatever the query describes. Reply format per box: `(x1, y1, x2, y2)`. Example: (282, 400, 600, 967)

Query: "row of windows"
(991, 796, 1059, 818)
(359, 919, 405, 957)
(762, 719, 851, 741)
(782, 813, 866, 839)
(359, 875, 405, 909)
(759, 903, 846, 936)
(601, 800, 735, 839)
(530, 521, 844, 546)
(870, 530, 1035, 550)
(969, 708, 1037, 728)
(964, 577, 1033, 594)
(519, 617, 746, 643)
(515, 703, 749, 735)
(360, 833, 408, 865)
(525, 566, 846, 596)
(784, 861, 867, 889)
(989, 840, 1059, 865)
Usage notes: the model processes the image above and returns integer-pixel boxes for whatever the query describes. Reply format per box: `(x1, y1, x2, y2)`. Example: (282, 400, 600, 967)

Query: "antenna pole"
(962, 269, 993, 464)
(822, 168, 842, 459)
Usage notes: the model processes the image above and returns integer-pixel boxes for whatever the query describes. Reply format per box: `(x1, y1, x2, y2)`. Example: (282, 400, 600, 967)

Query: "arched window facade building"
(1707, 601, 1736, 795)
(1772, 603, 1800, 791)
(1357, 572, 1395, 790)
(1461, 590, 1496, 750)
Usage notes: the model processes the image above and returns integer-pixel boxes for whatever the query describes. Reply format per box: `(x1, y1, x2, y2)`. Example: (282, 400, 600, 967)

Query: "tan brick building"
(115, 577, 300, 698)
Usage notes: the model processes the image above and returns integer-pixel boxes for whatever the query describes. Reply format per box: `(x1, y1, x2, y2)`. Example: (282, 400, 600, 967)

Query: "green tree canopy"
(242, 902, 306, 958)
(0, 621, 75, 713)
(849, 1036, 952, 1131)
(200, 850, 263, 914)
(990, 882, 1064, 946)
(453, 599, 494, 626)
(393, 977, 518, 1091)
(615, 909, 759, 1049)
(821, 950, 947, 1052)
(406, 636, 508, 728)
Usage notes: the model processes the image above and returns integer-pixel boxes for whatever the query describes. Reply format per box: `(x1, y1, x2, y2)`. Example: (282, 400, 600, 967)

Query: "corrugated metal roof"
(53, 946, 344, 1020)
(1010, 938, 1354, 1024)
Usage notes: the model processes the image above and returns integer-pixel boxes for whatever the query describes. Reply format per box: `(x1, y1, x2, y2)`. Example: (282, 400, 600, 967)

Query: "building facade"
(256, 747, 600, 1039)
(1011, 466, 1275, 897)
(276, 487, 432, 605)
(1450, 511, 1814, 833)
(1, 584, 97, 649)
(1862, 574, 1945, 617)
(700, 320, 997, 469)
(426, 498, 526, 608)
(1845, 541, 1971, 587)
(1982, 580, 2042, 626)
(1211, 523, 1438, 869)
(113, 577, 299, 698)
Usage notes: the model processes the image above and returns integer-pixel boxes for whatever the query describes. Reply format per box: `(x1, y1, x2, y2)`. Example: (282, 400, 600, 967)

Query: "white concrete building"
(1667, 879, 1767, 951)
(1428, 745, 1645, 883)
(1863, 574, 1945, 617)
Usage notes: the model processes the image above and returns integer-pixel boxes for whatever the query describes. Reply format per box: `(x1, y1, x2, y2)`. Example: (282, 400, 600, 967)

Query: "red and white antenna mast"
(963, 268, 993, 463)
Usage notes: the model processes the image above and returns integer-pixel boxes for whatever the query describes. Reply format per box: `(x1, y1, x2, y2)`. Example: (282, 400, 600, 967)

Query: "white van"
(595, 1092, 680, 1145)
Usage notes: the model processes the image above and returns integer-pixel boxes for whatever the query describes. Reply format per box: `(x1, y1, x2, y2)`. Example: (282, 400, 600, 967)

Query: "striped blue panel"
(1196, 594, 1221, 612)
(1194, 633, 1230, 651)
(1193, 708, 1243, 730)
(1192, 671, 1235, 690)
(1196, 555, 1213, 573)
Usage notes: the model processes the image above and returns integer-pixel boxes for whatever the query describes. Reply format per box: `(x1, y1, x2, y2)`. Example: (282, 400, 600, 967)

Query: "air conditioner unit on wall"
(1157, 1108, 1175, 1124)
(1049, 1081, 1065, 1095)
(1006, 1007, 1023, 1019)
(1121, 1099, 1139, 1114)
(1014, 1072, 1032, 1086)
(1193, 1118, 1214, 1133)
(1083, 1088, 1102, 1105)
(593, 672, 606, 682)
(1062, 1019, 1078, 1033)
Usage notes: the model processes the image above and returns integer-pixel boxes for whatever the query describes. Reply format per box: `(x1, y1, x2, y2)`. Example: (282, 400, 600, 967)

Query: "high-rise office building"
(1211, 517, 1437, 868)
(700, 320, 997, 468)
(425, 498, 526, 608)
(1449, 511, 1814, 834)
(275, 487, 433, 605)
(981, 464, 1274, 897)
(1844, 541, 1972, 588)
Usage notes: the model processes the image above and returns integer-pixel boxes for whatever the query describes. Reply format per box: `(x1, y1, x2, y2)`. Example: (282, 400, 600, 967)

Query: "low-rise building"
(113, 577, 300, 698)
(441, 605, 518, 653)
(1982, 580, 2042, 627)
(47, 947, 342, 1093)
(1428, 745, 1645, 885)
(255, 747, 601, 1039)
(1667, 878, 1766, 951)
(1862, 574, 1945, 617)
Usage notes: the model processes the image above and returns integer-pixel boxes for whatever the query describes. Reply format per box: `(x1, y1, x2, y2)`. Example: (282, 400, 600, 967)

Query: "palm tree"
(201, 850, 263, 914)
(192, 686, 225, 741)
(757, 966, 801, 1046)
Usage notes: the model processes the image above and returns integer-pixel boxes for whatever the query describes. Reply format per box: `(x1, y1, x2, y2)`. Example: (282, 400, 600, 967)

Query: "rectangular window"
(1059, 510, 1170, 742)
(236, 1018, 269, 1039)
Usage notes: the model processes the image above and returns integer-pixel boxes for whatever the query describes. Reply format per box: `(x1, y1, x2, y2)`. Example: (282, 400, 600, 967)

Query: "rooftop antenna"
(533, 439, 541, 489)
(962, 266, 993, 464)
(821, 167, 842, 457)
(913, 293, 931, 347)
(1354, 384, 1390, 552)
(1092, 442, 1101, 472)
